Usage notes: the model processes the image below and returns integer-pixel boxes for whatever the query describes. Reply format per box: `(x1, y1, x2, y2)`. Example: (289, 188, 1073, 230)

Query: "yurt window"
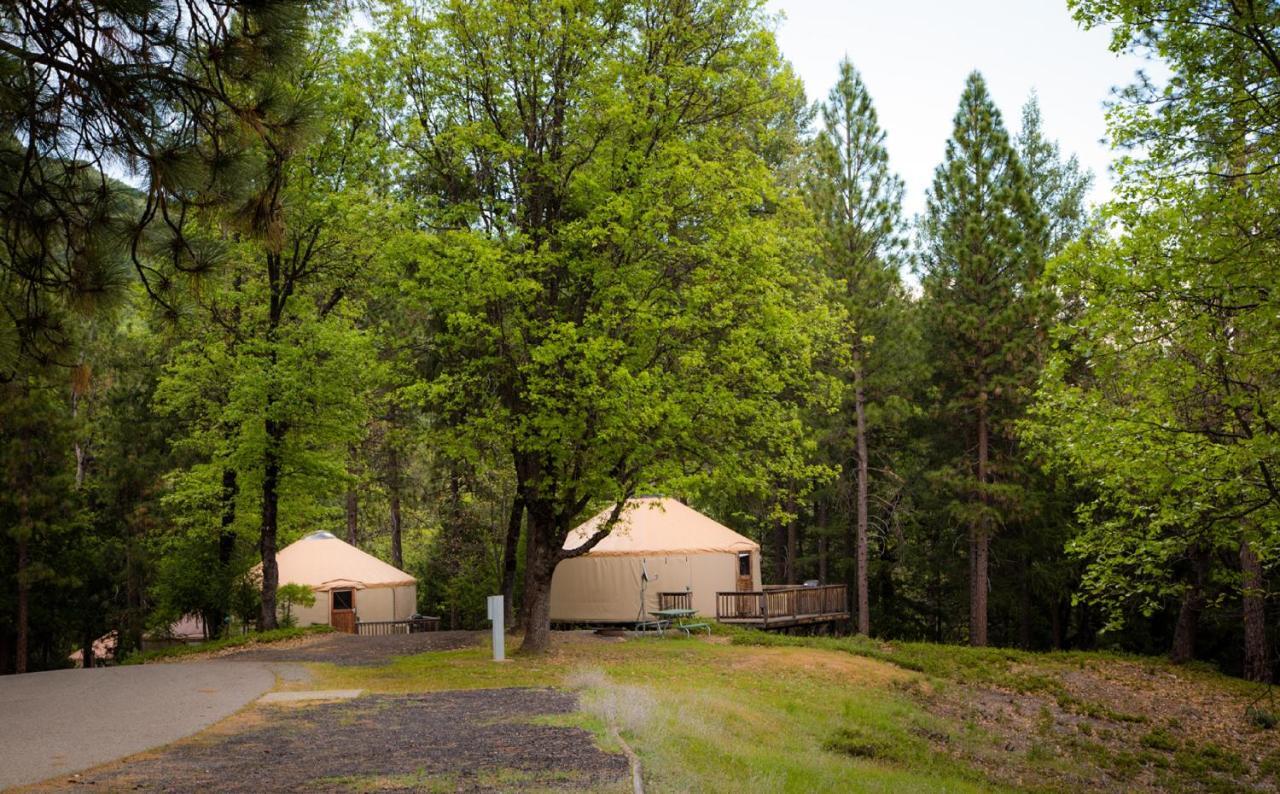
(332, 590, 354, 610)
(737, 551, 751, 577)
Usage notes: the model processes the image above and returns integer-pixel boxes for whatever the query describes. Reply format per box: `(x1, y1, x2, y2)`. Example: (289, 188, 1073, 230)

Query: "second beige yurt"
(271, 531, 417, 631)
(549, 497, 761, 624)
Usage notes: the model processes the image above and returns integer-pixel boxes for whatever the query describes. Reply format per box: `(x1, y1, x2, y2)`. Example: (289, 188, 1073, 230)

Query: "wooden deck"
(355, 617, 441, 636)
(657, 592, 692, 611)
(715, 584, 849, 629)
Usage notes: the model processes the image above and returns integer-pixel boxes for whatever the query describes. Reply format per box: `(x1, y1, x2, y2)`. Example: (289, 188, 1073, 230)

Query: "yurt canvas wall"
(549, 498, 762, 623)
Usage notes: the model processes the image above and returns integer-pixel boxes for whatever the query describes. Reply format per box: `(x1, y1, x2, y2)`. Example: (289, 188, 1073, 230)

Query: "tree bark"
(258, 418, 283, 631)
(388, 448, 403, 570)
(500, 493, 524, 626)
(1240, 539, 1268, 682)
(345, 488, 358, 545)
(1050, 596, 1067, 650)
(15, 535, 29, 674)
(81, 633, 95, 669)
(207, 467, 238, 638)
(389, 490, 403, 570)
(519, 503, 557, 654)
(259, 243, 286, 633)
(970, 401, 990, 647)
(1170, 543, 1210, 664)
(816, 499, 828, 585)
(854, 370, 870, 635)
(122, 532, 144, 655)
(1018, 548, 1032, 649)
(785, 498, 798, 585)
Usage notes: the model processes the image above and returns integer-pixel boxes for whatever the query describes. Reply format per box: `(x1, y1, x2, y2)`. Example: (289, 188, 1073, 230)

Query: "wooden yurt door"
(736, 552, 754, 591)
(330, 589, 356, 633)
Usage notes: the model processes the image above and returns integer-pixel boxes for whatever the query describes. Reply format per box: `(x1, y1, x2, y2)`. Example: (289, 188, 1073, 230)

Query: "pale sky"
(768, 0, 1153, 217)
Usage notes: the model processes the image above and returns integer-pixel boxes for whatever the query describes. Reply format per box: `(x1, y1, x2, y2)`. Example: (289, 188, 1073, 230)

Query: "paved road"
(0, 662, 276, 790)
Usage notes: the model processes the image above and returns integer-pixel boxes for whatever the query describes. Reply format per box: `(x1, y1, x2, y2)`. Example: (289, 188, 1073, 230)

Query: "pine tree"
(0, 1, 316, 375)
(804, 58, 915, 635)
(920, 72, 1048, 647)
(1016, 94, 1091, 259)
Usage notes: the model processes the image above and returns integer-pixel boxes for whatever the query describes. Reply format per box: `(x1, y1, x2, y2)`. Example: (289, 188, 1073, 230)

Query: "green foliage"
(0, 1, 318, 372)
(1030, 3, 1280, 676)
(275, 583, 316, 628)
(370, 0, 840, 647)
(155, 16, 391, 629)
(919, 71, 1048, 510)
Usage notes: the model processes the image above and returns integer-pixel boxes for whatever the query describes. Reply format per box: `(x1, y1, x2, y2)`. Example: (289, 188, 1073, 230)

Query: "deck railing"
(657, 591, 693, 611)
(355, 616, 441, 636)
(715, 584, 848, 627)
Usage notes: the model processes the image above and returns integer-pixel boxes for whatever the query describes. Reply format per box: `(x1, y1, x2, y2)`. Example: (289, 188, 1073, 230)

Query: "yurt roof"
(263, 531, 416, 590)
(562, 497, 759, 557)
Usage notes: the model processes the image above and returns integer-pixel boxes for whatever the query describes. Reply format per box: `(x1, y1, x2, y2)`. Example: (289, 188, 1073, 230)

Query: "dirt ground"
(61, 688, 629, 793)
(925, 658, 1280, 792)
(203, 630, 484, 666)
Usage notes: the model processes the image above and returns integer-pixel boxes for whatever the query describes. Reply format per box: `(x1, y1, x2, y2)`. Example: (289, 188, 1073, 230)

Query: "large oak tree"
(372, 0, 836, 652)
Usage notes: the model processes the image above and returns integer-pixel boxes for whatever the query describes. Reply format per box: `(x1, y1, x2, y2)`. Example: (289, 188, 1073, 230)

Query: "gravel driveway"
(77, 688, 630, 792)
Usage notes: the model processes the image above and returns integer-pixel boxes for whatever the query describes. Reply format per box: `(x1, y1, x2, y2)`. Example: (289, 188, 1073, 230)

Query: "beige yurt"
(272, 531, 417, 630)
(549, 497, 761, 624)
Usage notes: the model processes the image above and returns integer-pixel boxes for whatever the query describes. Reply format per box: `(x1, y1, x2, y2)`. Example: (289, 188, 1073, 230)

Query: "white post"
(486, 595, 505, 661)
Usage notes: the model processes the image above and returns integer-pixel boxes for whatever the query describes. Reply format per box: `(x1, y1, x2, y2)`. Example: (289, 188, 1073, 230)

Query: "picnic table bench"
(647, 608, 710, 637)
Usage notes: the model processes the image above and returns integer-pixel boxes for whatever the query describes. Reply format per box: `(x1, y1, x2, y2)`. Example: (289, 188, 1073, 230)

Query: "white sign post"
(486, 595, 505, 661)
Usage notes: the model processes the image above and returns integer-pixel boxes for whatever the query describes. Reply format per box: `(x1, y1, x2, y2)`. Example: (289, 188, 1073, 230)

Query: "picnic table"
(647, 608, 710, 637)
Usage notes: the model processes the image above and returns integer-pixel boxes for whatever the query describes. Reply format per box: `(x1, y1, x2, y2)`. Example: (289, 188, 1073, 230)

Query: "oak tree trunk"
(520, 505, 558, 654)
(500, 494, 524, 626)
(1240, 539, 1269, 682)
(1170, 544, 1210, 664)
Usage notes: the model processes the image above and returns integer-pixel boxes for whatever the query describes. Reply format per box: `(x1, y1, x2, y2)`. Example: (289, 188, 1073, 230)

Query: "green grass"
(262, 630, 1268, 793)
(121, 625, 332, 664)
(305, 635, 1004, 793)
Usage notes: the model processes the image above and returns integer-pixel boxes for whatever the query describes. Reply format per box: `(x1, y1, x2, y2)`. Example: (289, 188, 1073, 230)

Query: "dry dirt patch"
(727, 645, 915, 687)
(925, 659, 1280, 793)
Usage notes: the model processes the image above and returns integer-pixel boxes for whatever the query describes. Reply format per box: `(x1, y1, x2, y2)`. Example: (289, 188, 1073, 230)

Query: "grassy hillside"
(294, 629, 1279, 793)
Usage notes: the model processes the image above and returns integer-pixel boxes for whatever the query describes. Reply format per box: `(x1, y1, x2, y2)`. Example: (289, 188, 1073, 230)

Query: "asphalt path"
(0, 661, 276, 790)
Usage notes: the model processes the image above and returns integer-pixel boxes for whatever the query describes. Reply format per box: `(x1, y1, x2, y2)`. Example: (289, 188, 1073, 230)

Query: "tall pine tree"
(920, 72, 1048, 647)
(804, 59, 915, 635)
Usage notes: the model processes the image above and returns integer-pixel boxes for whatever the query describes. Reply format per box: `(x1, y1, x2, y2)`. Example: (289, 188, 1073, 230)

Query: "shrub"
(276, 583, 316, 628)
(1139, 728, 1178, 752)
(824, 726, 895, 761)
